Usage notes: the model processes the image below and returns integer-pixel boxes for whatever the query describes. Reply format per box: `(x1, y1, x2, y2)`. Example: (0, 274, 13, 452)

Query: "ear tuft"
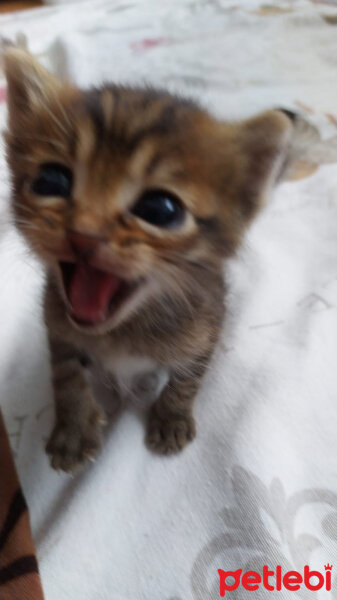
(238, 110, 293, 219)
(275, 107, 298, 123)
(3, 48, 61, 130)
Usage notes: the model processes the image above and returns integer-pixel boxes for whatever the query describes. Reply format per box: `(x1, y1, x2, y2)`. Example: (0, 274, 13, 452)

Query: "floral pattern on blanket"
(190, 467, 337, 599)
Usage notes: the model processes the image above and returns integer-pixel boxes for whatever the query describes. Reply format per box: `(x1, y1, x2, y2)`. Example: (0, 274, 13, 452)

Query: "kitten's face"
(4, 50, 292, 333)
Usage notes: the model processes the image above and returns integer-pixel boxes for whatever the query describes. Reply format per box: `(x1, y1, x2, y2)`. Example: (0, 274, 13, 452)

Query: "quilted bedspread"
(0, 1, 337, 598)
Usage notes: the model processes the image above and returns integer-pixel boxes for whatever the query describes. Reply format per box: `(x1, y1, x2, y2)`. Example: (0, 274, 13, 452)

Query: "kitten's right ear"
(3, 48, 62, 130)
(234, 110, 293, 222)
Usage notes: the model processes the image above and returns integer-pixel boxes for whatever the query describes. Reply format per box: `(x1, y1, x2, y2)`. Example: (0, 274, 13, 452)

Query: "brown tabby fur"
(3, 49, 293, 472)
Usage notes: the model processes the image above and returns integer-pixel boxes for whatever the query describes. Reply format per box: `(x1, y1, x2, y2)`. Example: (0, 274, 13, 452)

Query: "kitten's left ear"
(236, 109, 293, 220)
(3, 48, 63, 131)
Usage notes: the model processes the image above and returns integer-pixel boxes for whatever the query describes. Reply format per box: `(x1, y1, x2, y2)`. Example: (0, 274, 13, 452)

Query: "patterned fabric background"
(0, 1, 337, 598)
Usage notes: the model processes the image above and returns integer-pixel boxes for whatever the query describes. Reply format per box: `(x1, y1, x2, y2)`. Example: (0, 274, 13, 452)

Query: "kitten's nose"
(68, 230, 107, 258)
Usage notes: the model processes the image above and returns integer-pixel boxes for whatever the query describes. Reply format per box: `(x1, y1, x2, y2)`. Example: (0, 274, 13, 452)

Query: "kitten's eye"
(31, 163, 73, 198)
(132, 190, 184, 228)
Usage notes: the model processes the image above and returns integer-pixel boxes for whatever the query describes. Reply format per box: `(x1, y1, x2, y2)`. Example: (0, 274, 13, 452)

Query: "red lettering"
(262, 565, 275, 590)
(218, 564, 329, 595)
(241, 571, 261, 591)
(218, 569, 242, 597)
(304, 566, 324, 591)
(283, 571, 302, 591)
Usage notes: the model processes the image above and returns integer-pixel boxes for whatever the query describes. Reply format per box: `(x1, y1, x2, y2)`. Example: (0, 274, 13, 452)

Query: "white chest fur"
(100, 354, 169, 406)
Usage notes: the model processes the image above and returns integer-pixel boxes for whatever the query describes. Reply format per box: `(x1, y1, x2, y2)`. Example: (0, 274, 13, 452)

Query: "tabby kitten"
(4, 49, 294, 472)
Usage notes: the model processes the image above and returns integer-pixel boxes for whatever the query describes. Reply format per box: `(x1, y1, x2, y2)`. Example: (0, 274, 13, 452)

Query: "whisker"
(53, 93, 73, 131)
(42, 102, 69, 137)
(154, 267, 195, 319)
(9, 132, 67, 151)
(163, 252, 220, 276)
(14, 203, 36, 216)
(15, 222, 41, 233)
(6, 153, 39, 165)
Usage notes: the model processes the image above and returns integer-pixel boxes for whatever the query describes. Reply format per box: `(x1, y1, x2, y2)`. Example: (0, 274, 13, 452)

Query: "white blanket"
(0, 1, 337, 598)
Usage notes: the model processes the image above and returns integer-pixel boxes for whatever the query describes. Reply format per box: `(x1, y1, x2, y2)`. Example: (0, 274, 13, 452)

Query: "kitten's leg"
(146, 358, 208, 455)
(46, 340, 106, 472)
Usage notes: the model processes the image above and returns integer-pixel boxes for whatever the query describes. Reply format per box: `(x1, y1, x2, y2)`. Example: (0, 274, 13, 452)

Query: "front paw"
(46, 405, 106, 473)
(146, 410, 196, 455)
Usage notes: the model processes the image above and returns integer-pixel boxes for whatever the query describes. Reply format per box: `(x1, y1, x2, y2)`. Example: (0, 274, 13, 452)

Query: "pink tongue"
(68, 263, 121, 324)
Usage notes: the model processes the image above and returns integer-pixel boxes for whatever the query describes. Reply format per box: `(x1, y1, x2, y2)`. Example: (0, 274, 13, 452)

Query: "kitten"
(4, 49, 294, 472)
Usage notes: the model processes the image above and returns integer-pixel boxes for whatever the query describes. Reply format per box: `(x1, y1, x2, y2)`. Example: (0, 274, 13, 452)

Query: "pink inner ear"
(0, 87, 7, 104)
(68, 263, 122, 324)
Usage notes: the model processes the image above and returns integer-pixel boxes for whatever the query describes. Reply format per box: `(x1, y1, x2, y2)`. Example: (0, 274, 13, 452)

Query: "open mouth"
(59, 261, 135, 327)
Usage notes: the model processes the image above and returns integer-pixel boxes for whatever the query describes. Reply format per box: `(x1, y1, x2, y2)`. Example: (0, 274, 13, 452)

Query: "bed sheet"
(0, 1, 337, 598)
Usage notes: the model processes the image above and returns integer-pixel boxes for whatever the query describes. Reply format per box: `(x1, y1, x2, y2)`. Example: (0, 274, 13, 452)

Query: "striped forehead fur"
(78, 85, 202, 157)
